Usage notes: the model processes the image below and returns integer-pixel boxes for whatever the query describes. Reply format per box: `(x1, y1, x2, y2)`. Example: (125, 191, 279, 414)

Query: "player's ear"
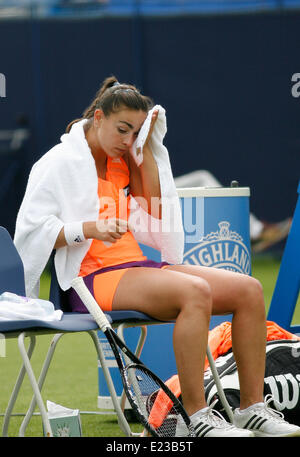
(94, 109, 104, 126)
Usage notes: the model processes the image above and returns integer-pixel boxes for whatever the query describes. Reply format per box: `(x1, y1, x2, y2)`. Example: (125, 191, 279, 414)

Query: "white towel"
(130, 104, 164, 167)
(14, 116, 184, 298)
(130, 105, 184, 263)
(0, 292, 63, 322)
(14, 119, 98, 298)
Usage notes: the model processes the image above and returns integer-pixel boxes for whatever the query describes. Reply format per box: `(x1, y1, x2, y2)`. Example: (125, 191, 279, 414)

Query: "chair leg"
(117, 324, 148, 413)
(2, 332, 36, 437)
(117, 324, 147, 359)
(16, 333, 53, 437)
(2, 332, 53, 437)
(206, 345, 234, 422)
(116, 325, 149, 419)
(18, 333, 64, 436)
(87, 330, 135, 436)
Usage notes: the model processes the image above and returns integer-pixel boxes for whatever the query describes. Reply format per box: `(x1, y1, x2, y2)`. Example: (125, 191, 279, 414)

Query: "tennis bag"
(204, 339, 300, 426)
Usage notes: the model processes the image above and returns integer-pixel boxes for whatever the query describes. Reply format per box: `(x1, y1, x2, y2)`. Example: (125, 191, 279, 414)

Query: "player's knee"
(182, 278, 212, 316)
(243, 276, 265, 317)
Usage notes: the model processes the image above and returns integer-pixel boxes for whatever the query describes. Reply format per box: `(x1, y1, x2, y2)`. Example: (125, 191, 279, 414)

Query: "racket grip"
(71, 277, 111, 331)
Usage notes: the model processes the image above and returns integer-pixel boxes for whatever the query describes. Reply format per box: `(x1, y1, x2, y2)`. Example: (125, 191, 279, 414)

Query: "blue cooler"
(98, 185, 251, 408)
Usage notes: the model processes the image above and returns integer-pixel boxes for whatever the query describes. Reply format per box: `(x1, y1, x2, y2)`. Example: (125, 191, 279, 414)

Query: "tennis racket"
(71, 276, 195, 437)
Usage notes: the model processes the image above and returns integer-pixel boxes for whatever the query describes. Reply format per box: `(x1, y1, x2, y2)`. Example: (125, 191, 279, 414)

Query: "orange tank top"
(79, 157, 146, 277)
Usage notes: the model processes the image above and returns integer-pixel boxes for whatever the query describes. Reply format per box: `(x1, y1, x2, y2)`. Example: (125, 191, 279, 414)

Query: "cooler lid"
(177, 186, 250, 198)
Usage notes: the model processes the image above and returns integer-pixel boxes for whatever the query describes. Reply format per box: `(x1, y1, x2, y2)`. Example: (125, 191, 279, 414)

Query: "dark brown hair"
(66, 76, 153, 133)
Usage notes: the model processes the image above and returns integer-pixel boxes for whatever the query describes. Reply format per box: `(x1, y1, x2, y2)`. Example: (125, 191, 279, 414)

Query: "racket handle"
(71, 277, 111, 331)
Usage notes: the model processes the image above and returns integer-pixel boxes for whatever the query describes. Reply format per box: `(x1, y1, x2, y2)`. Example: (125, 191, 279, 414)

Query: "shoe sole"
(252, 429, 300, 437)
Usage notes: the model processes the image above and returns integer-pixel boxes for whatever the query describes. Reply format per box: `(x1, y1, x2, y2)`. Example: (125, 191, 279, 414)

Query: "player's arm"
(54, 219, 130, 249)
(128, 109, 162, 219)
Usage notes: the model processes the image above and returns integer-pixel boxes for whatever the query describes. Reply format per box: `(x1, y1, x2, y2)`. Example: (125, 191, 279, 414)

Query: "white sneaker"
(176, 401, 254, 437)
(233, 395, 300, 437)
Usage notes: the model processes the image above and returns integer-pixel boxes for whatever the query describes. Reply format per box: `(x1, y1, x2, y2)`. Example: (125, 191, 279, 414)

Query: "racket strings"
(126, 365, 192, 437)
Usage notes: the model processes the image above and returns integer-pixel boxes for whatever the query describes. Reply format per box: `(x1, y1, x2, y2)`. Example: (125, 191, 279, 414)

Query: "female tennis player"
(14, 76, 300, 437)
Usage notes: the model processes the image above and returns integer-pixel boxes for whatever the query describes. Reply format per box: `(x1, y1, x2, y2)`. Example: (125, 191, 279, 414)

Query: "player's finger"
(116, 218, 130, 233)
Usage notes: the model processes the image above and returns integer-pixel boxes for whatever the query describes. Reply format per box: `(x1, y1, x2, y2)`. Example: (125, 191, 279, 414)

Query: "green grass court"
(0, 255, 299, 437)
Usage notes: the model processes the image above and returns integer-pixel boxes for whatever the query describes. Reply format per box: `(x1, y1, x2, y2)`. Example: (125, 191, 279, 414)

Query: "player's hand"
(137, 109, 159, 156)
(94, 218, 132, 244)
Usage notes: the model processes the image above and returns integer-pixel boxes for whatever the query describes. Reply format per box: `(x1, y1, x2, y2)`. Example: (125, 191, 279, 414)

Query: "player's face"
(95, 108, 147, 158)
